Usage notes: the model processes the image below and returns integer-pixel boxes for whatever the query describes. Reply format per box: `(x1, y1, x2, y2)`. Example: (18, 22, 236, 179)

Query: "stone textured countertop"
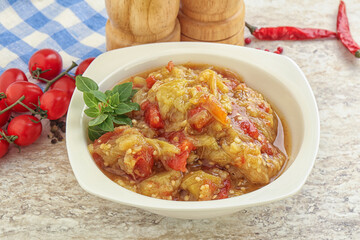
(1, 0, 360, 239)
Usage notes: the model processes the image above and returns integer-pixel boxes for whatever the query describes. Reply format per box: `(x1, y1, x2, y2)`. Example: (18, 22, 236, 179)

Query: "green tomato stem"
(0, 95, 25, 114)
(44, 61, 78, 92)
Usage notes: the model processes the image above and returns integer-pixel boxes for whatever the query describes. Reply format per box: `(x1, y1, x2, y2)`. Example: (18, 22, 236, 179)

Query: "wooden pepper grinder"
(105, 0, 181, 50)
(179, 0, 245, 45)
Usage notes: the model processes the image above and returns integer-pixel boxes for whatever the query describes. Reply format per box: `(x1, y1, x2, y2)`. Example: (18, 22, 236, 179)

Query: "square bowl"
(66, 42, 319, 219)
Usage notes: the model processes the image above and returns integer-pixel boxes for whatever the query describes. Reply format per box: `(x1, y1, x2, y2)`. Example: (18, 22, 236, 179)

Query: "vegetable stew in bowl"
(87, 62, 289, 201)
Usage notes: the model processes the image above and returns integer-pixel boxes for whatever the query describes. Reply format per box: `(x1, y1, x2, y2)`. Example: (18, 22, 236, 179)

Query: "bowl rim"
(66, 42, 320, 212)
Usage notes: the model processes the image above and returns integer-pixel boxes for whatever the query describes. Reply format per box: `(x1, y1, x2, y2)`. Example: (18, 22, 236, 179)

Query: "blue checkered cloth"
(0, 0, 107, 75)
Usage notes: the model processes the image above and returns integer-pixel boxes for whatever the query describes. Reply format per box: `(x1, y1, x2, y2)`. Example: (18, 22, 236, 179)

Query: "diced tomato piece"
(239, 120, 259, 139)
(146, 75, 157, 89)
(216, 179, 231, 199)
(140, 100, 150, 110)
(133, 146, 154, 179)
(166, 61, 174, 72)
(261, 142, 274, 156)
(144, 102, 164, 129)
(166, 132, 196, 172)
(93, 127, 125, 147)
(92, 153, 105, 168)
(199, 95, 229, 125)
(167, 150, 190, 172)
(258, 102, 270, 113)
(188, 106, 213, 131)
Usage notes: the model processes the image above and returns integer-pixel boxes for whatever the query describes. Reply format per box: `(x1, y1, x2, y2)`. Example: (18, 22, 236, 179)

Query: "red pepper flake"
(337, 1, 360, 58)
(274, 50, 281, 54)
(277, 46, 284, 53)
(245, 22, 337, 41)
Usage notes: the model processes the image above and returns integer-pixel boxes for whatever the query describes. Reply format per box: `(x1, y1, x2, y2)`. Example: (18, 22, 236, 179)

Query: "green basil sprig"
(75, 75, 140, 141)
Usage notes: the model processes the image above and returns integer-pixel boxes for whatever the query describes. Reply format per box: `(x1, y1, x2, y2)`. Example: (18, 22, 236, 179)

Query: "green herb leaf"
(109, 92, 120, 105)
(113, 115, 133, 126)
(89, 114, 108, 127)
(115, 103, 133, 115)
(105, 90, 113, 97)
(113, 82, 133, 101)
(91, 90, 107, 103)
(98, 116, 114, 132)
(83, 92, 98, 108)
(76, 75, 99, 92)
(125, 102, 140, 111)
(84, 107, 100, 118)
(130, 89, 138, 98)
(88, 125, 106, 141)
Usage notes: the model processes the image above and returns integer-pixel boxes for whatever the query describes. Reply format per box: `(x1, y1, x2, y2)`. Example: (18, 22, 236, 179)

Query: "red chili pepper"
(245, 22, 337, 41)
(337, 1, 360, 58)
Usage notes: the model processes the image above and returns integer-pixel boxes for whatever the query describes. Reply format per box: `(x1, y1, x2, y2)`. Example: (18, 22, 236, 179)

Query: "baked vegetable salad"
(78, 61, 289, 201)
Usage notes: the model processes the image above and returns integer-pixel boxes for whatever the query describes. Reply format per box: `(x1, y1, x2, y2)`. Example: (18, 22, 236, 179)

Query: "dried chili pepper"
(245, 22, 337, 41)
(337, 1, 360, 58)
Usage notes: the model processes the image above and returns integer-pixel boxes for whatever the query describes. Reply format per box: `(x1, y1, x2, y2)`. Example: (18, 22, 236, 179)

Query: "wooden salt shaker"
(179, 0, 245, 45)
(105, 0, 181, 50)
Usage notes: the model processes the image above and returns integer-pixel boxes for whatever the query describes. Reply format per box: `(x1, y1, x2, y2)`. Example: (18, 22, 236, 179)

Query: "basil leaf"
(84, 107, 100, 118)
(113, 115, 133, 126)
(130, 89, 138, 98)
(109, 92, 120, 105)
(89, 114, 108, 127)
(91, 90, 107, 103)
(115, 103, 133, 115)
(105, 90, 113, 97)
(113, 82, 133, 101)
(88, 125, 105, 141)
(125, 102, 140, 111)
(98, 116, 114, 132)
(76, 75, 99, 92)
(83, 92, 98, 108)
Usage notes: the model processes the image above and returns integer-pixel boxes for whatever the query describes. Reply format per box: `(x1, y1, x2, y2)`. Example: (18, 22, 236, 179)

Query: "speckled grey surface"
(1, 0, 360, 239)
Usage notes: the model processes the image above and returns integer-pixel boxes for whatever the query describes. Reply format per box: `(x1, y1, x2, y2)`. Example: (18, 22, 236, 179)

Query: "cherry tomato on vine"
(7, 115, 42, 146)
(0, 99, 11, 127)
(29, 48, 63, 82)
(0, 68, 28, 93)
(75, 57, 95, 76)
(0, 129, 9, 158)
(5, 82, 43, 112)
(49, 75, 75, 99)
(40, 89, 70, 120)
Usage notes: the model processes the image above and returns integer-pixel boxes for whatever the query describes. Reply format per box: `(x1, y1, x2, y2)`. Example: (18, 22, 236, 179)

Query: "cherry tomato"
(29, 49, 62, 81)
(49, 75, 75, 99)
(40, 89, 70, 120)
(75, 57, 95, 76)
(0, 68, 27, 93)
(0, 129, 9, 158)
(5, 82, 43, 112)
(7, 115, 42, 146)
(0, 99, 11, 127)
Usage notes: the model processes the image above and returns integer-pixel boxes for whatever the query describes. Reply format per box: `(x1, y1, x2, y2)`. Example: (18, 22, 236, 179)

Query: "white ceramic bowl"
(66, 42, 319, 219)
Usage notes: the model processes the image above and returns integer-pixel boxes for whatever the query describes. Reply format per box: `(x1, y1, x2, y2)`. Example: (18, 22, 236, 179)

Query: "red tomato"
(0, 68, 28, 93)
(40, 89, 70, 120)
(5, 82, 43, 112)
(49, 75, 75, 98)
(143, 102, 164, 129)
(0, 99, 11, 127)
(188, 106, 213, 131)
(29, 49, 62, 81)
(75, 57, 95, 76)
(146, 75, 157, 89)
(133, 146, 154, 179)
(7, 115, 42, 146)
(166, 61, 174, 72)
(0, 129, 9, 158)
